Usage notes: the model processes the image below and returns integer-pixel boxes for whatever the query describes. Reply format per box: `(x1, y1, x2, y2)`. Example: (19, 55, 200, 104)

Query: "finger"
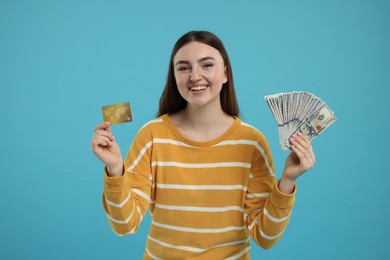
(291, 144, 314, 171)
(94, 121, 110, 131)
(95, 129, 115, 141)
(290, 138, 314, 166)
(293, 134, 316, 161)
(292, 133, 310, 150)
(298, 133, 315, 154)
(290, 136, 309, 156)
(295, 138, 316, 164)
(94, 123, 115, 141)
(100, 136, 113, 147)
(291, 143, 308, 161)
(93, 135, 113, 148)
(94, 122, 113, 136)
(296, 133, 316, 162)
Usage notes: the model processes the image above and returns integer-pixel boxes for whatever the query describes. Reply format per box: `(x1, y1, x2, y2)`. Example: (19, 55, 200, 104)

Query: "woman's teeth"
(190, 86, 207, 91)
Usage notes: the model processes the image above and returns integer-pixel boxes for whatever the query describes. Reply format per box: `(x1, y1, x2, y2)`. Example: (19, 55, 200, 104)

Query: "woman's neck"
(169, 104, 235, 142)
(186, 102, 228, 125)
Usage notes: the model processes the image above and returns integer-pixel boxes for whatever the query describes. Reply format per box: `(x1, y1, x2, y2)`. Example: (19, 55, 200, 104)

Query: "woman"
(91, 31, 316, 259)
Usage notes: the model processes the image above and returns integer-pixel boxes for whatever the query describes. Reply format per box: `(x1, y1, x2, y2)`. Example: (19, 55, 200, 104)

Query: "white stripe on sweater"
(127, 141, 153, 172)
(131, 188, 151, 202)
(137, 206, 143, 221)
(151, 161, 251, 169)
(128, 118, 163, 175)
(247, 208, 290, 230)
(152, 220, 245, 233)
(249, 218, 286, 239)
(264, 208, 291, 223)
(155, 203, 244, 213)
(225, 246, 251, 260)
(259, 227, 285, 240)
(246, 192, 270, 199)
(105, 191, 131, 208)
(145, 248, 162, 260)
(147, 235, 249, 253)
(153, 138, 193, 147)
(111, 228, 133, 237)
(248, 217, 258, 231)
(106, 202, 136, 224)
(139, 118, 163, 131)
(156, 184, 247, 191)
(240, 122, 274, 176)
(255, 143, 274, 176)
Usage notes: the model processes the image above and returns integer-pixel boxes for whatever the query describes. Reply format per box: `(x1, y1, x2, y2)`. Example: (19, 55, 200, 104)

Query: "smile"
(189, 85, 208, 91)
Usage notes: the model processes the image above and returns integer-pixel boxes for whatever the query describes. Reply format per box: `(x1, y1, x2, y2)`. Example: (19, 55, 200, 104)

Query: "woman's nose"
(190, 67, 201, 81)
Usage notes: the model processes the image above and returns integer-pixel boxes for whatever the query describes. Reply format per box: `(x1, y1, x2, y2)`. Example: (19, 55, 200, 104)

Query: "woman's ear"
(223, 66, 228, 84)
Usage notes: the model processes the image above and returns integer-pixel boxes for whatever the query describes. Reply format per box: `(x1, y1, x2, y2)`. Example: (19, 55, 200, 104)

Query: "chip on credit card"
(102, 102, 132, 124)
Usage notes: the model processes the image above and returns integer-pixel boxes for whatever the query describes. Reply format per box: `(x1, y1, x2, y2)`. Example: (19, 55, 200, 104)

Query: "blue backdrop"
(1, 0, 389, 259)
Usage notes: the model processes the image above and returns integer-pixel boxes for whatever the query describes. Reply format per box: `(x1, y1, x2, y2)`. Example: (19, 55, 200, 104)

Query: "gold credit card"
(102, 102, 132, 124)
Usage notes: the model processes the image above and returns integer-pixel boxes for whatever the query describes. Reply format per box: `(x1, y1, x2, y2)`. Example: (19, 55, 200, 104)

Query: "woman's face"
(173, 41, 227, 109)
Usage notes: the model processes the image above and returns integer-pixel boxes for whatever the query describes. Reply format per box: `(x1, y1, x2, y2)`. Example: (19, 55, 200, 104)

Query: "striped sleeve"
(102, 125, 153, 236)
(244, 133, 295, 249)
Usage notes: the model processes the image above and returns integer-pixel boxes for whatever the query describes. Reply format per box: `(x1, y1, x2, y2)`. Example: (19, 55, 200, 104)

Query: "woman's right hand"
(91, 122, 123, 176)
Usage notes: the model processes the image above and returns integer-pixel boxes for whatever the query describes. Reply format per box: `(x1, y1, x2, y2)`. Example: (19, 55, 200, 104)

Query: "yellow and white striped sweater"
(103, 114, 295, 259)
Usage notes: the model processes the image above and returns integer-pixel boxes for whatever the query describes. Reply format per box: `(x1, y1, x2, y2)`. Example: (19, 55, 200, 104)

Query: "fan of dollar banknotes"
(264, 91, 336, 151)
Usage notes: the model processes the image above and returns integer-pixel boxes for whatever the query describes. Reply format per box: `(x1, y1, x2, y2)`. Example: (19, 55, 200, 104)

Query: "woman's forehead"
(174, 41, 223, 63)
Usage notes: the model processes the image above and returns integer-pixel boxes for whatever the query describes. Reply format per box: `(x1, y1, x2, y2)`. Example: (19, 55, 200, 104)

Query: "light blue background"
(1, 0, 389, 259)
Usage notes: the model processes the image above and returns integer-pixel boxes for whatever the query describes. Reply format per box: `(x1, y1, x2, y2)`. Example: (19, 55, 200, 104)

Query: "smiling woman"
(90, 31, 316, 259)
(173, 42, 228, 111)
(158, 31, 239, 118)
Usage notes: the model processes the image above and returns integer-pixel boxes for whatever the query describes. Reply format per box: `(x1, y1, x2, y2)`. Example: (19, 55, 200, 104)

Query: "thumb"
(102, 122, 112, 134)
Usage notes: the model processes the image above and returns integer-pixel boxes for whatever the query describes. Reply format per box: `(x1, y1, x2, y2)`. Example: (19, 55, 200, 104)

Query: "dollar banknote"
(265, 92, 336, 151)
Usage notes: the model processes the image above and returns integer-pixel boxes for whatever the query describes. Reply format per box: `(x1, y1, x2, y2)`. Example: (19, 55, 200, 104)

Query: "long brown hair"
(157, 31, 239, 117)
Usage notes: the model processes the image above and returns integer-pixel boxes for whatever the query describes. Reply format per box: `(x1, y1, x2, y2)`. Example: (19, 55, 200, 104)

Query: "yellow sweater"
(103, 114, 295, 259)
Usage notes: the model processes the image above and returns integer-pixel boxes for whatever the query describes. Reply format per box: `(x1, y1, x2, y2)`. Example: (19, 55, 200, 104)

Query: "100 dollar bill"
(282, 104, 336, 151)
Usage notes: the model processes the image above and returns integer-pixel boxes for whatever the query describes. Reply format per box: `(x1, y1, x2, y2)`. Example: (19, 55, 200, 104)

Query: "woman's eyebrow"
(198, 56, 215, 63)
(175, 60, 190, 66)
(175, 56, 216, 66)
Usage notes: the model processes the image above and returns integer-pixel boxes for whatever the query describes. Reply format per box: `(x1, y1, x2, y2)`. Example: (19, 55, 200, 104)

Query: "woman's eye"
(203, 63, 214, 69)
(178, 66, 189, 72)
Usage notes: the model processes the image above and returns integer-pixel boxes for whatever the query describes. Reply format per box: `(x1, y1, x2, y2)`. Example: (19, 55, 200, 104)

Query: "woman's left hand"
(279, 132, 316, 193)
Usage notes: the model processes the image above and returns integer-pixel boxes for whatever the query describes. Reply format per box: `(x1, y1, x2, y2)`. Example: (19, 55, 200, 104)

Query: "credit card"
(102, 102, 132, 124)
